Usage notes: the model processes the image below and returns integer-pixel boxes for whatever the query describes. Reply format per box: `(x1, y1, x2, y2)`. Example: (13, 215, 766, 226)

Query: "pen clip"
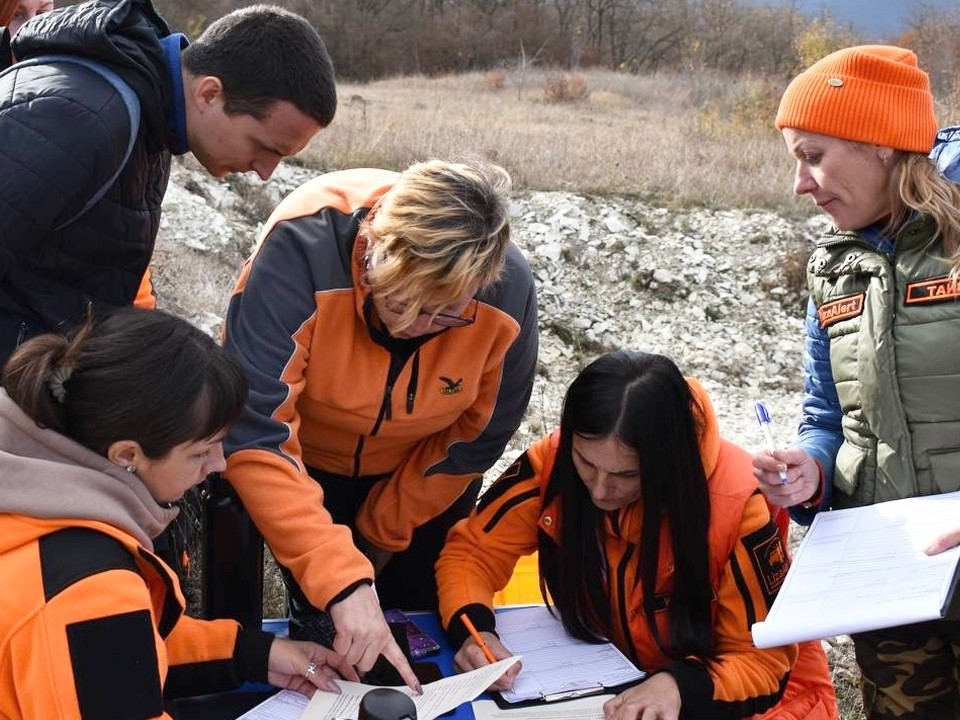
(541, 684, 605, 703)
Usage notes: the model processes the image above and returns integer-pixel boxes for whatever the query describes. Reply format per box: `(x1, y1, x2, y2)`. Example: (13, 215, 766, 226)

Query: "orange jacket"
(437, 381, 837, 719)
(223, 169, 538, 609)
(132, 267, 156, 309)
(0, 516, 271, 720)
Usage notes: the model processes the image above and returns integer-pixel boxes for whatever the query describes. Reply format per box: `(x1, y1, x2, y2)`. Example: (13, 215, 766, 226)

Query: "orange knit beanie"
(775, 45, 937, 154)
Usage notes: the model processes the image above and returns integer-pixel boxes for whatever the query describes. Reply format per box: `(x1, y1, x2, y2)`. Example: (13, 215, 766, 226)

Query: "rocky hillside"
(154, 155, 826, 471)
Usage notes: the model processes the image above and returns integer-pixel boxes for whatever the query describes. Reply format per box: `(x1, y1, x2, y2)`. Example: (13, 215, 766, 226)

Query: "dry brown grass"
(299, 68, 812, 214)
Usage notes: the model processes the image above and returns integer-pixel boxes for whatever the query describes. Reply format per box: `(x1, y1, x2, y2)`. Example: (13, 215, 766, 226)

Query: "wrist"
(799, 462, 825, 509)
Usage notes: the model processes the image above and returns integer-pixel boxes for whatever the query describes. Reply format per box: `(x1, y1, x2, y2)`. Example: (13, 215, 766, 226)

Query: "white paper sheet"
(752, 491, 960, 648)
(494, 606, 644, 703)
(471, 696, 614, 720)
(235, 689, 309, 720)
(301, 656, 520, 720)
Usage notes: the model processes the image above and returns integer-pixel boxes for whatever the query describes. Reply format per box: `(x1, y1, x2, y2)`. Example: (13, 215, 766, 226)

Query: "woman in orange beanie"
(753, 45, 960, 719)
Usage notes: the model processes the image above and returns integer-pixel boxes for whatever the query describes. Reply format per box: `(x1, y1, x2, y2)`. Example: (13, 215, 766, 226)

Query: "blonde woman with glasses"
(213, 159, 538, 685)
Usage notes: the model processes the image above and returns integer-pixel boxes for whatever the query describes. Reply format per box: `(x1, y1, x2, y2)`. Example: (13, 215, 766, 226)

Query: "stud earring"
(125, 466, 136, 474)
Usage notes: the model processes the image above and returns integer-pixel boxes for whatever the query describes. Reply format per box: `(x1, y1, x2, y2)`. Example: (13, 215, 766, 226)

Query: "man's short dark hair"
(182, 4, 336, 126)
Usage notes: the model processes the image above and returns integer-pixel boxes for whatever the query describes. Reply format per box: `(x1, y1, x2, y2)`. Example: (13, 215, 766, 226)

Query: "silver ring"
(305, 661, 319, 678)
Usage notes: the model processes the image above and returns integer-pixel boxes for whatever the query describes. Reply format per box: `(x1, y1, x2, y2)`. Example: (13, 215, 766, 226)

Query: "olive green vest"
(807, 214, 960, 508)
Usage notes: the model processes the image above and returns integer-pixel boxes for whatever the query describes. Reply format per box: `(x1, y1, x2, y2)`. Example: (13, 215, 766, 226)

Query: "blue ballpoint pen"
(754, 401, 789, 484)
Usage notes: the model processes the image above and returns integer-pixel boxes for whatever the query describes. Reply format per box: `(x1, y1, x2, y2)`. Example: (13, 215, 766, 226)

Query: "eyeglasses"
(363, 249, 478, 329)
(382, 296, 479, 328)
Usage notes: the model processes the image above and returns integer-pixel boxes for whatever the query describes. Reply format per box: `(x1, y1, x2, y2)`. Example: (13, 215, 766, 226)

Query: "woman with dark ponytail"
(0, 307, 356, 720)
(437, 350, 837, 720)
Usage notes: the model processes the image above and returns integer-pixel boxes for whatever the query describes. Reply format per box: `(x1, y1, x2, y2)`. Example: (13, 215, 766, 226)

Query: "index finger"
(381, 639, 422, 693)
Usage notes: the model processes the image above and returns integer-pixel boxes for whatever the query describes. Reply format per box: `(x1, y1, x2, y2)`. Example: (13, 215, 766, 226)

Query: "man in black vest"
(0, 0, 337, 363)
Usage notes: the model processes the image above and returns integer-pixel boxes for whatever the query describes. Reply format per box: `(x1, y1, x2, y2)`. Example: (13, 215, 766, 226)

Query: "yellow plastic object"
(492, 552, 547, 606)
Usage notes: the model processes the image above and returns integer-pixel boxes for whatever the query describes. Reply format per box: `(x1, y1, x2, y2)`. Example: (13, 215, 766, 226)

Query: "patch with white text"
(817, 293, 865, 328)
(905, 276, 960, 305)
(743, 522, 789, 608)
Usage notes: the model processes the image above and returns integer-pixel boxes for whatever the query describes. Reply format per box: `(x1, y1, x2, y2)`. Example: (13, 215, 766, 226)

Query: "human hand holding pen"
(454, 614, 521, 691)
(752, 446, 822, 510)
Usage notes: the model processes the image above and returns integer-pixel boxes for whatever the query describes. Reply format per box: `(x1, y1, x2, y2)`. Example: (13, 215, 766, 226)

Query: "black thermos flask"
(357, 687, 417, 720)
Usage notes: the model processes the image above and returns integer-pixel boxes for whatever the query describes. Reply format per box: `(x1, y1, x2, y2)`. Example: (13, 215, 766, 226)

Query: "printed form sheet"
(495, 605, 644, 703)
(302, 656, 519, 720)
(752, 490, 960, 648)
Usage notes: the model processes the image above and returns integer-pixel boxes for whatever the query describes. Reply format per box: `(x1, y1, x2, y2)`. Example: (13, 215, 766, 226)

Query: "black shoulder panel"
(478, 451, 536, 513)
(38, 527, 140, 602)
(67, 609, 164, 720)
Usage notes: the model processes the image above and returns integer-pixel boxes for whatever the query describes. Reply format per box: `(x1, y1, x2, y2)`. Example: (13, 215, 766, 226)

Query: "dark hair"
(3, 308, 248, 459)
(541, 350, 715, 660)
(181, 5, 336, 126)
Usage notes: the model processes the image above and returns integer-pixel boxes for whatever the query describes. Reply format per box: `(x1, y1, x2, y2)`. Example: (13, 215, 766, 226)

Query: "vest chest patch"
(818, 293, 865, 328)
(905, 276, 960, 305)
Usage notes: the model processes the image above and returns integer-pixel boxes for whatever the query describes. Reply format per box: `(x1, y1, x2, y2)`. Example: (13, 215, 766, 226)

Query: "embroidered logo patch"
(745, 523, 789, 607)
(438, 376, 463, 395)
(817, 293, 865, 328)
(905, 276, 960, 305)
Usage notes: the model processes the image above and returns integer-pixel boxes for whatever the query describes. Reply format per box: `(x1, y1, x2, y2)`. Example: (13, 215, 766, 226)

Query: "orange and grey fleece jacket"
(0, 392, 273, 720)
(222, 168, 538, 610)
(437, 381, 833, 719)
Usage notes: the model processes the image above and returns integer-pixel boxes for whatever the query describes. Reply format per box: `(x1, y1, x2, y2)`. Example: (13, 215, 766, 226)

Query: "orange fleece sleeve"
(10, 567, 174, 720)
(436, 437, 550, 627)
(227, 448, 373, 610)
(671, 493, 798, 715)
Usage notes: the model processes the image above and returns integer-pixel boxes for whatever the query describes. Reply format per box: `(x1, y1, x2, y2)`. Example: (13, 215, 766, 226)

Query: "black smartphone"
(363, 657, 444, 687)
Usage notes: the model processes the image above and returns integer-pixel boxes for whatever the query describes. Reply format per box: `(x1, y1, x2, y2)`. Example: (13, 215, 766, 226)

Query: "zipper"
(406, 351, 420, 414)
(371, 382, 393, 435)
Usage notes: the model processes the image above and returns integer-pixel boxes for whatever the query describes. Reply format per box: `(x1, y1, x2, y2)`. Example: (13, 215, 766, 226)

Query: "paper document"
(472, 695, 614, 720)
(752, 491, 960, 648)
(302, 656, 520, 720)
(495, 605, 644, 703)
(235, 690, 308, 719)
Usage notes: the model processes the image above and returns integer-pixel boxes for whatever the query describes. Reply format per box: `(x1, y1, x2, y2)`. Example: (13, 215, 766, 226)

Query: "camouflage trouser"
(853, 619, 960, 719)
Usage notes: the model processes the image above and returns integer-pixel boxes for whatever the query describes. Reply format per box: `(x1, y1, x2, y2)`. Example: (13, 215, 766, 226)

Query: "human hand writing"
(454, 633, 520, 691)
(752, 447, 821, 509)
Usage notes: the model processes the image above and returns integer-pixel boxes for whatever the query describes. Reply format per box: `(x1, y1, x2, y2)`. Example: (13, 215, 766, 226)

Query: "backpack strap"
(3, 54, 141, 230)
